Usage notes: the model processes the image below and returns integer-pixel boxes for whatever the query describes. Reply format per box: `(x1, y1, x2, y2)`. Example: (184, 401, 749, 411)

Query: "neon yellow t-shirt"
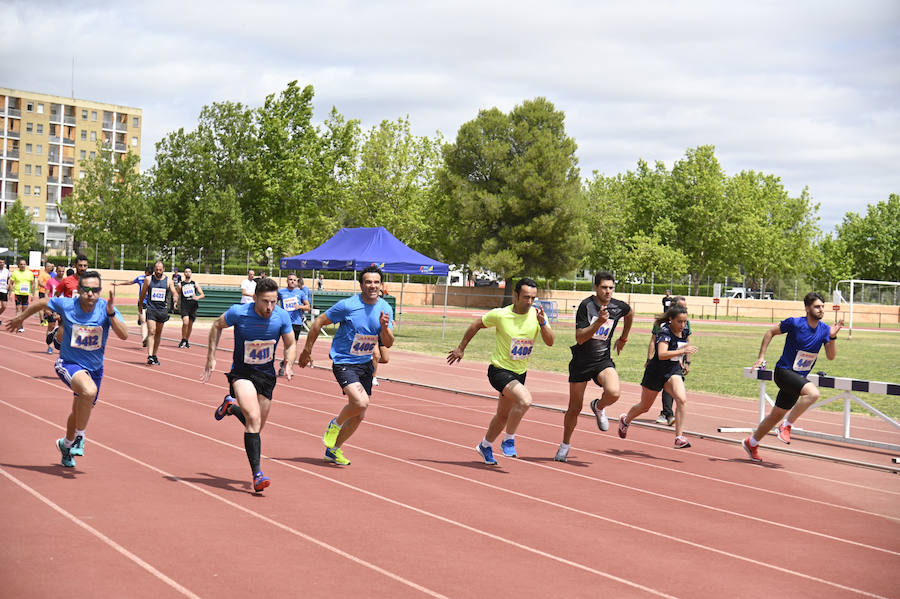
(10, 269, 34, 296)
(482, 304, 541, 374)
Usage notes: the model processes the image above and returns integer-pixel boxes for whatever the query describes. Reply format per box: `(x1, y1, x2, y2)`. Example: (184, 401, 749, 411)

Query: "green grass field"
(394, 311, 900, 419)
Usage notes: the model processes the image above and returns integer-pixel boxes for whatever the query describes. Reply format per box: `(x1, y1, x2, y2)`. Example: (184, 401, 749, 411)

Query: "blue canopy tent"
(280, 227, 452, 337)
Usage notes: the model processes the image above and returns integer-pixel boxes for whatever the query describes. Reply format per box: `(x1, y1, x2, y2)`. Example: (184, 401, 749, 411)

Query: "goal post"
(835, 279, 900, 338)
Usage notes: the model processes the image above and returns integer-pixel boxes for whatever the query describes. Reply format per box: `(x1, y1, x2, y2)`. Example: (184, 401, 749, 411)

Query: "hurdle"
(717, 368, 900, 453)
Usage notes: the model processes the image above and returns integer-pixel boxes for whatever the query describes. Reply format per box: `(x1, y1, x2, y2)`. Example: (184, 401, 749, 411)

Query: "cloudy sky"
(4, 0, 898, 232)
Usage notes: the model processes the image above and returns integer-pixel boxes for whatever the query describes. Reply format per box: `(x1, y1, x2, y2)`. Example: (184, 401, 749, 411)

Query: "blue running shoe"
(57, 438, 75, 468)
(500, 438, 517, 457)
(476, 443, 498, 465)
(70, 435, 85, 456)
(253, 471, 270, 492)
(324, 446, 351, 465)
(215, 395, 236, 421)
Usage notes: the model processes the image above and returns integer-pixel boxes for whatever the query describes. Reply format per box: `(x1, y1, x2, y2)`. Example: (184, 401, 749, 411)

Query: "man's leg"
(65, 370, 99, 441)
(783, 382, 820, 426)
(146, 319, 158, 358)
(594, 367, 621, 410)
(334, 383, 369, 448)
(562, 381, 588, 445)
(484, 381, 530, 443)
(181, 315, 190, 343)
(151, 319, 164, 355)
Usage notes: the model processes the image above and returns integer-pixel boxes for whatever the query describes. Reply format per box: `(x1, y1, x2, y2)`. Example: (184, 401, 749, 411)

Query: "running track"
(2, 327, 899, 598)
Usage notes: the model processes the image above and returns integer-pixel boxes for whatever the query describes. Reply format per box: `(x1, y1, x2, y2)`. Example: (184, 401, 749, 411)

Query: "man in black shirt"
(662, 290, 674, 311)
(555, 271, 633, 461)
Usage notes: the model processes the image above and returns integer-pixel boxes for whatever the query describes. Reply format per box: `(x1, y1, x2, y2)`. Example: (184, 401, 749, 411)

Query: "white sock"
(74, 429, 85, 440)
(559, 442, 570, 450)
(63, 437, 74, 448)
(748, 437, 759, 447)
(504, 433, 515, 441)
(480, 438, 491, 449)
(784, 420, 793, 428)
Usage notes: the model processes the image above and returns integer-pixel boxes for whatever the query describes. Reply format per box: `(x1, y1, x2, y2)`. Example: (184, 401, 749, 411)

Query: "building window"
(36, 124, 43, 134)
(91, 111, 97, 121)
(81, 130, 87, 141)
(90, 131, 97, 142)
(131, 137, 138, 146)
(26, 102, 34, 112)
(36, 144, 43, 155)
(36, 165, 42, 176)
(37, 104, 44, 114)
(25, 143, 32, 153)
(26, 122, 34, 133)
(80, 150, 86, 159)
(82, 109, 88, 120)
(89, 151, 96, 159)
(24, 164, 32, 175)
(24, 185, 31, 194)
(133, 117, 139, 128)
(79, 170, 86, 179)
(34, 185, 41, 196)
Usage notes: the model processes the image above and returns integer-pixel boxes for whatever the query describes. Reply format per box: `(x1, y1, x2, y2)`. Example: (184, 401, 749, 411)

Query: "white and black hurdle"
(718, 368, 900, 458)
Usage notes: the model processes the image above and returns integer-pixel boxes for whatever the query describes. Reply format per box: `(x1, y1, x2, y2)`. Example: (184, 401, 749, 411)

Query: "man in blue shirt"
(113, 265, 152, 346)
(202, 277, 295, 493)
(277, 273, 310, 377)
(6, 270, 128, 468)
(298, 265, 394, 466)
(743, 292, 843, 463)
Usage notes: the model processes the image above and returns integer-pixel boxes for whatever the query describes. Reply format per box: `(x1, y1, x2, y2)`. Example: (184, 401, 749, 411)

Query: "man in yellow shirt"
(10, 259, 36, 333)
(448, 278, 554, 464)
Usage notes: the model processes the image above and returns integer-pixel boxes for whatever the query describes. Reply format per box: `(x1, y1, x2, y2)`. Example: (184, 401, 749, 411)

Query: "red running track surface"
(2, 326, 899, 598)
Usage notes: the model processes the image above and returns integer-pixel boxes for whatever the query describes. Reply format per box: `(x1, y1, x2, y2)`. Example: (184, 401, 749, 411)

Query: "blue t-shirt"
(133, 275, 147, 305)
(224, 302, 292, 375)
(775, 316, 832, 375)
(48, 296, 123, 372)
(326, 295, 394, 364)
(278, 287, 308, 325)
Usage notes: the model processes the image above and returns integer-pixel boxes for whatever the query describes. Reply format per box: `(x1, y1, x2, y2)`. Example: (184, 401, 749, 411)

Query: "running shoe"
(674, 436, 691, 449)
(214, 395, 236, 421)
(324, 447, 351, 465)
(46, 346, 54, 354)
(322, 418, 341, 448)
(17, 327, 25, 333)
(41, 320, 48, 327)
(655, 414, 668, 424)
(666, 415, 676, 426)
(777, 423, 792, 444)
(742, 437, 762, 463)
(500, 438, 517, 457)
(70, 435, 85, 456)
(476, 443, 498, 465)
(277, 363, 285, 377)
(617, 414, 629, 439)
(253, 471, 271, 492)
(53, 338, 61, 350)
(177, 339, 186, 348)
(372, 376, 379, 387)
(56, 438, 76, 468)
(554, 444, 570, 463)
(183, 341, 190, 349)
(590, 399, 610, 431)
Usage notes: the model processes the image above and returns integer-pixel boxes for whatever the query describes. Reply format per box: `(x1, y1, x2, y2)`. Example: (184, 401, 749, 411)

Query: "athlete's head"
(359, 265, 384, 302)
(247, 269, 255, 280)
(593, 271, 615, 303)
(75, 254, 89, 276)
(55, 264, 65, 277)
(655, 304, 688, 332)
(803, 292, 825, 321)
(513, 277, 539, 313)
(253, 277, 279, 318)
(17, 259, 27, 270)
(144, 265, 152, 275)
(45, 261, 54, 273)
(66, 268, 74, 277)
(182, 268, 192, 280)
(153, 261, 165, 277)
(674, 296, 687, 308)
(0, 259, 5, 269)
(286, 274, 298, 289)
(77, 271, 103, 310)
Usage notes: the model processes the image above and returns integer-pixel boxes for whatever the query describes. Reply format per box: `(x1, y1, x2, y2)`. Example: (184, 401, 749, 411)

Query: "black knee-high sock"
(244, 432, 261, 473)
(230, 403, 247, 425)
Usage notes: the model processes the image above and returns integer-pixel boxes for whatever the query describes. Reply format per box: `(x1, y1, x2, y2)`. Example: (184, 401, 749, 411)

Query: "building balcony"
(62, 157, 75, 165)
(64, 116, 76, 125)
(8, 108, 21, 118)
(102, 121, 113, 130)
(49, 135, 61, 143)
(47, 176, 59, 184)
(4, 171, 18, 180)
(50, 111, 61, 122)
(6, 149, 19, 159)
(1, 192, 18, 200)
(5, 130, 20, 139)
(63, 137, 75, 146)
(115, 142, 127, 152)
(62, 176, 73, 185)
(116, 121, 128, 131)
(48, 154, 60, 164)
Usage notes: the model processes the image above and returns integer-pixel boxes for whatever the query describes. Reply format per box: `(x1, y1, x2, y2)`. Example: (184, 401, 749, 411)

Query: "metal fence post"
(120, 243, 124, 270)
(221, 249, 225, 275)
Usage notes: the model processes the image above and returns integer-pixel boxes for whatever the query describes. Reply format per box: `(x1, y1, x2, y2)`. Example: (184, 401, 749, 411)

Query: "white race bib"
(792, 350, 818, 372)
(243, 339, 276, 365)
(671, 341, 688, 362)
(282, 295, 300, 311)
(350, 334, 378, 356)
(509, 337, 534, 360)
(150, 287, 166, 302)
(182, 284, 195, 299)
(71, 325, 102, 351)
(590, 315, 613, 341)
(18, 282, 30, 294)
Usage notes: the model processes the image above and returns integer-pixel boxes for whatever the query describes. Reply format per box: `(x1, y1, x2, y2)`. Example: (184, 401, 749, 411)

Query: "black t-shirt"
(662, 296, 674, 311)
(648, 321, 690, 373)
(179, 280, 198, 304)
(570, 296, 631, 365)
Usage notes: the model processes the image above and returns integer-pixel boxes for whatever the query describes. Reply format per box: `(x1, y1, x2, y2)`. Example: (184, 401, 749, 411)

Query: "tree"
(437, 97, 589, 292)
(836, 193, 900, 281)
(583, 172, 630, 274)
(622, 232, 689, 281)
(5, 198, 40, 251)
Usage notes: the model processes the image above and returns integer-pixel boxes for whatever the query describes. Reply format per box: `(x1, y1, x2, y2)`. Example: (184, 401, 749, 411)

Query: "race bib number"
(671, 341, 687, 362)
(509, 337, 534, 360)
(243, 339, 276, 365)
(590, 316, 613, 341)
(792, 350, 818, 372)
(71, 325, 102, 351)
(282, 295, 300, 311)
(350, 334, 378, 356)
(19, 282, 30, 294)
(182, 284, 195, 299)
(150, 287, 166, 302)
(0, 279, 6, 292)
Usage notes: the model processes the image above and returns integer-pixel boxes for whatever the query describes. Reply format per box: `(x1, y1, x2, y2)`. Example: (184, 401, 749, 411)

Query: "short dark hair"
(78, 270, 102, 285)
(255, 277, 279, 295)
(144, 265, 152, 274)
(674, 296, 686, 305)
(803, 292, 825, 307)
(75, 253, 89, 263)
(359, 265, 384, 283)
(594, 271, 615, 286)
(515, 277, 538, 294)
(66, 268, 74, 276)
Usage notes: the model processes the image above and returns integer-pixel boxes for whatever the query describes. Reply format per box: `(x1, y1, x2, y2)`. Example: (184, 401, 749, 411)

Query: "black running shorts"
(773, 367, 810, 410)
(332, 361, 375, 396)
(487, 364, 527, 394)
(227, 368, 277, 400)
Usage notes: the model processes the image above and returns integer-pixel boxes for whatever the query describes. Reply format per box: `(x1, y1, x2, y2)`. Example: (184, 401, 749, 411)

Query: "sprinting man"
(112, 265, 152, 346)
(555, 271, 632, 462)
(139, 261, 178, 366)
(618, 305, 697, 448)
(277, 273, 310, 376)
(10, 259, 36, 333)
(448, 277, 554, 465)
(202, 277, 295, 493)
(742, 293, 843, 462)
(6, 270, 128, 467)
(298, 265, 394, 467)
(177, 268, 205, 348)
(651, 296, 690, 426)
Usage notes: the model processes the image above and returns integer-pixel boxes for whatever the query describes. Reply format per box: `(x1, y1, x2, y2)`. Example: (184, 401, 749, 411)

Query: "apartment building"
(0, 87, 142, 248)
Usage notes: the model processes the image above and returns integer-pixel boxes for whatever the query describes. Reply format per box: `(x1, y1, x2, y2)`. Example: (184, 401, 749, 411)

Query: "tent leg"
(397, 277, 405, 332)
(441, 275, 450, 340)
